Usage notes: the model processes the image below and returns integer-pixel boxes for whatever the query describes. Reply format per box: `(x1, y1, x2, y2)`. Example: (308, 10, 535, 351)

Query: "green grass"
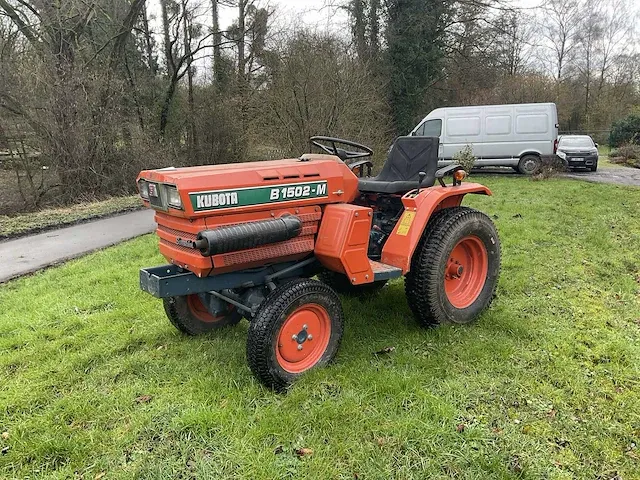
(1, 177, 639, 479)
(0, 196, 142, 239)
(597, 144, 611, 157)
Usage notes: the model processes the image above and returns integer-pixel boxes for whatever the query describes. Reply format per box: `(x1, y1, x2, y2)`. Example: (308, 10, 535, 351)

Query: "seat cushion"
(357, 136, 439, 195)
(357, 179, 420, 194)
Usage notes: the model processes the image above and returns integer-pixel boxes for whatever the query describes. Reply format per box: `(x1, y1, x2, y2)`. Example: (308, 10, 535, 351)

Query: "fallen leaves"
(94, 472, 106, 480)
(374, 346, 395, 355)
(295, 447, 313, 457)
(134, 395, 153, 404)
(456, 424, 466, 433)
(510, 455, 523, 473)
(1, 431, 8, 440)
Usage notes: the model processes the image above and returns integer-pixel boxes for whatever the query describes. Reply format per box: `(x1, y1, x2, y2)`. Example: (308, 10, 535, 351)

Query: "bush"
(453, 145, 476, 173)
(532, 155, 566, 181)
(609, 143, 640, 168)
(609, 114, 640, 147)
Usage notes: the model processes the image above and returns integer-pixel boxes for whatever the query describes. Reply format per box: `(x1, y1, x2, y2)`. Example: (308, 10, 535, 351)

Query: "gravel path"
(561, 166, 640, 187)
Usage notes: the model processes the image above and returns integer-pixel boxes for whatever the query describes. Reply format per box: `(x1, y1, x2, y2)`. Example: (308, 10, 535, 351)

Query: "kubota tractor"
(137, 136, 501, 390)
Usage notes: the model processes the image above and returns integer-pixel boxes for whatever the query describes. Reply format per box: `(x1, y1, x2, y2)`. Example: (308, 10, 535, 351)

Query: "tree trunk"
(212, 0, 222, 84)
(160, 0, 175, 77)
(352, 0, 367, 60)
(160, 75, 178, 136)
(237, 0, 246, 83)
(142, 2, 157, 75)
(369, 0, 380, 60)
(182, 0, 197, 159)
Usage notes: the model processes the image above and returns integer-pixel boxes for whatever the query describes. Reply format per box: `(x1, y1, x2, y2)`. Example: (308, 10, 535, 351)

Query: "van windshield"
(559, 137, 593, 148)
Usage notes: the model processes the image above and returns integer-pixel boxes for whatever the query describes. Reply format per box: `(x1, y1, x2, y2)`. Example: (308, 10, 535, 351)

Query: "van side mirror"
(594, 142, 599, 148)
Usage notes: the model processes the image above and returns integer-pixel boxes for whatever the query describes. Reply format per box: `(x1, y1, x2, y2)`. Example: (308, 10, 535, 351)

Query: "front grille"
(157, 224, 196, 241)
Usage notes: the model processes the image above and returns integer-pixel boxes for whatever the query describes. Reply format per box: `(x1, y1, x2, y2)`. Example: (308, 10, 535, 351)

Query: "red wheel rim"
(444, 236, 488, 309)
(186, 294, 230, 323)
(276, 304, 331, 374)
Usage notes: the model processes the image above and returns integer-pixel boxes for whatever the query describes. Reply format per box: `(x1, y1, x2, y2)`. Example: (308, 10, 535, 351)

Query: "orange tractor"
(137, 136, 501, 390)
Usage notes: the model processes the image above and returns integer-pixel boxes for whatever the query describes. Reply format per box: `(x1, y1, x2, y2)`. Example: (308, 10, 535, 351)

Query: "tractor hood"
(137, 155, 359, 217)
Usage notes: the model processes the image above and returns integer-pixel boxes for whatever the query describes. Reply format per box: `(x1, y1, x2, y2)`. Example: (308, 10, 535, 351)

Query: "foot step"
(369, 260, 403, 282)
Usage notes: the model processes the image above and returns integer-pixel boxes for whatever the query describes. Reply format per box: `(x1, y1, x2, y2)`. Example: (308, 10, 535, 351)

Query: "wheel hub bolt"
(302, 324, 308, 330)
(297, 344, 303, 351)
(292, 334, 298, 340)
(307, 334, 313, 341)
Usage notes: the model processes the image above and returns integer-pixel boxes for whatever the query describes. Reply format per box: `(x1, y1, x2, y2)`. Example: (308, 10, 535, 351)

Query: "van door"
(482, 105, 515, 166)
(443, 109, 482, 163)
(513, 104, 555, 157)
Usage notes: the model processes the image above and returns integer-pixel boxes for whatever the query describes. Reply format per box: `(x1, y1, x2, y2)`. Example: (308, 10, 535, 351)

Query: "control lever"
(417, 171, 427, 194)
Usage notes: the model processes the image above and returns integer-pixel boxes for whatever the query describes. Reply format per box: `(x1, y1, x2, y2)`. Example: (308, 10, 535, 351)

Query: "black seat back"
(377, 136, 439, 187)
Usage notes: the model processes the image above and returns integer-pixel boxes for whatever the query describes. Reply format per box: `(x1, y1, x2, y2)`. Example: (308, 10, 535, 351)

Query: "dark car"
(556, 135, 599, 172)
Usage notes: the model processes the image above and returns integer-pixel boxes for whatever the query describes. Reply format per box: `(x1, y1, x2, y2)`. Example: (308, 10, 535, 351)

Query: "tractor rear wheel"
(163, 294, 241, 336)
(318, 269, 387, 298)
(405, 207, 500, 327)
(246, 279, 344, 391)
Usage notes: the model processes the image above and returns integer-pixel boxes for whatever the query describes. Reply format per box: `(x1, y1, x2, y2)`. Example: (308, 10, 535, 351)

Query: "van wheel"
(518, 155, 541, 175)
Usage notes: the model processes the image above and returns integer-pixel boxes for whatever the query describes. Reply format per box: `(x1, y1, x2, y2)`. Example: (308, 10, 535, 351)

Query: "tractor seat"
(358, 136, 439, 194)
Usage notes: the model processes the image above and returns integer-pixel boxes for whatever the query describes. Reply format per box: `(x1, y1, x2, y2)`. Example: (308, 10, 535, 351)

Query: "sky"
(149, 0, 638, 81)
(215, 0, 547, 29)
(217, 0, 349, 32)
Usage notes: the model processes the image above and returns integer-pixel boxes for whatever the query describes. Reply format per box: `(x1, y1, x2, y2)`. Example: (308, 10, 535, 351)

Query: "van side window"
(422, 119, 442, 137)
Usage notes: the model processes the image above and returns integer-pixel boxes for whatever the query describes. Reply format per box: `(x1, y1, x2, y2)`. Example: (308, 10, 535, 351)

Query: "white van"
(410, 103, 559, 174)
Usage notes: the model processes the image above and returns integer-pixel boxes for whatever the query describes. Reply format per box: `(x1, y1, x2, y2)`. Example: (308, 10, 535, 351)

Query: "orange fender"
(381, 183, 492, 274)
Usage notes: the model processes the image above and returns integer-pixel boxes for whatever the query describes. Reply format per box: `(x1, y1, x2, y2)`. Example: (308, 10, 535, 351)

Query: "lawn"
(1, 177, 639, 479)
(0, 196, 142, 239)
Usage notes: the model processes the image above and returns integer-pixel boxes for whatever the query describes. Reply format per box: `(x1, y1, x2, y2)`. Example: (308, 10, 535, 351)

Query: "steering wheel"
(310, 136, 373, 162)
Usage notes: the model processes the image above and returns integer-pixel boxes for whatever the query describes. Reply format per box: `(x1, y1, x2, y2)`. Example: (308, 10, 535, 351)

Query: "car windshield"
(559, 137, 593, 148)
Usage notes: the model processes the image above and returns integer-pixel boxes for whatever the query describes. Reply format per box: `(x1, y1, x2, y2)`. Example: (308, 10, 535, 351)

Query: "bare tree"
(540, 0, 582, 81)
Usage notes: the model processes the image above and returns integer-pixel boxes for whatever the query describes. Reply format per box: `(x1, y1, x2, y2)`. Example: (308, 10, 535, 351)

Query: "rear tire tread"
(405, 207, 501, 327)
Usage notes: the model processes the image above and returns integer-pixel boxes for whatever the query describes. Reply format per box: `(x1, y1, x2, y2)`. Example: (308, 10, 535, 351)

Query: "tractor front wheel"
(405, 207, 500, 327)
(246, 279, 344, 391)
(163, 294, 241, 335)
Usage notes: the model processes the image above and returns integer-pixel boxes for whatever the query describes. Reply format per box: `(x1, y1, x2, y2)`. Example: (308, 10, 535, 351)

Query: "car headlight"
(138, 179, 149, 200)
(166, 185, 182, 209)
(557, 151, 566, 160)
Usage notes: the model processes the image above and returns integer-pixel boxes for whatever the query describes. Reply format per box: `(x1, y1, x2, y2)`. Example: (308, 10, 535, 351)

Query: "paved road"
(0, 209, 156, 283)
(562, 166, 640, 187)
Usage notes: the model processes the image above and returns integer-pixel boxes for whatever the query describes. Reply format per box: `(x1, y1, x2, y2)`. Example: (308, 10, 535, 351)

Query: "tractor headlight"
(138, 179, 149, 200)
(557, 151, 566, 160)
(166, 185, 182, 209)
